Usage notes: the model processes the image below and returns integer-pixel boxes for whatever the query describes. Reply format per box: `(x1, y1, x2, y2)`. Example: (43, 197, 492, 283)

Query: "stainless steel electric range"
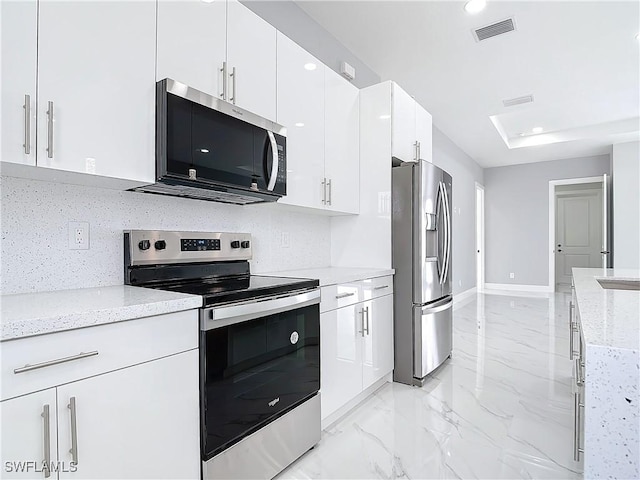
(124, 230, 321, 479)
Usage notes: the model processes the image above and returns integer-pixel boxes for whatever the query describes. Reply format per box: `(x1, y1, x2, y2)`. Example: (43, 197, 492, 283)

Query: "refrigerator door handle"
(441, 181, 452, 284)
(437, 182, 447, 285)
(420, 297, 452, 314)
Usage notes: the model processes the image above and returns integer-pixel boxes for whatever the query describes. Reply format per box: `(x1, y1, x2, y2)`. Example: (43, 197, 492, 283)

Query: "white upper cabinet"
(1, 0, 37, 166)
(391, 82, 432, 163)
(276, 32, 325, 210)
(324, 67, 360, 214)
(156, 0, 227, 97)
(36, 0, 156, 183)
(391, 84, 417, 162)
(227, 0, 277, 121)
(415, 103, 433, 163)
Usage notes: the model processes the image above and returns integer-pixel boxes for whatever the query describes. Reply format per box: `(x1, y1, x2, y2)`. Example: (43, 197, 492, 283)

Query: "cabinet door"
(276, 32, 325, 210)
(226, 0, 277, 121)
(391, 83, 417, 163)
(362, 294, 394, 390)
(57, 350, 200, 480)
(37, 1, 155, 183)
(415, 103, 433, 163)
(156, 0, 227, 98)
(1, 389, 58, 480)
(320, 306, 362, 419)
(1, 0, 37, 166)
(324, 67, 359, 214)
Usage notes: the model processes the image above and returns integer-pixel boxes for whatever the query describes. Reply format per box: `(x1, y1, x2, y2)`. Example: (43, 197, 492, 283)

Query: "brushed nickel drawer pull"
(14, 351, 99, 374)
(68, 397, 79, 464)
(335, 292, 355, 299)
(42, 404, 51, 478)
(374, 285, 389, 290)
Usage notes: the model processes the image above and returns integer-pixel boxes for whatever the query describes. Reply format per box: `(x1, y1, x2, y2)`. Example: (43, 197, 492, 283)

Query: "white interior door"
(476, 184, 485, 291)
(555, 191, 603, 288)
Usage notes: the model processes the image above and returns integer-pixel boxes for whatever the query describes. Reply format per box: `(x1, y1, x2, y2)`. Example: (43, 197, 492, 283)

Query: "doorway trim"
(548, 176, 604, 291)
(475, 182, 485, 292)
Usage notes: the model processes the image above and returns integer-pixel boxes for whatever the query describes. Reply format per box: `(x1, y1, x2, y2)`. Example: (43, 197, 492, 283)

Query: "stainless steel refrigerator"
(392, 160, 453, 386)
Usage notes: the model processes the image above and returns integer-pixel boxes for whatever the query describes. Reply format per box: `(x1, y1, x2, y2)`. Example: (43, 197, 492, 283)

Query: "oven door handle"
(202, 289, 320, 330)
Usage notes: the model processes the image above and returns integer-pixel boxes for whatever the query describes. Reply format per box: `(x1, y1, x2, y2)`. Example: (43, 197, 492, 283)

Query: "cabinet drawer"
(321, 283, 361, 313)
(1, 310, 198, 401)
(362, 275, 394, 300)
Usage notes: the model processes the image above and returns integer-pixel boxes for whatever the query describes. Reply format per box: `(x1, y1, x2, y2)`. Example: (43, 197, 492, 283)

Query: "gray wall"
(432, 127, 484, 294)
(241, 1, 381, 88)
(612, 141, 640, 268)
(484, 155, 611, 286)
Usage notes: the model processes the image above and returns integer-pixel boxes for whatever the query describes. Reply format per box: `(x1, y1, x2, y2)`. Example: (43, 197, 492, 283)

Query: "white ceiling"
(295, 0, 640, 168)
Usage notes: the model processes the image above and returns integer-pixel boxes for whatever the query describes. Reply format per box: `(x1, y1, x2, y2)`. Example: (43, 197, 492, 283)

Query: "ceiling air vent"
(502, 95, 534, 107)
(474, 17, 516, 42)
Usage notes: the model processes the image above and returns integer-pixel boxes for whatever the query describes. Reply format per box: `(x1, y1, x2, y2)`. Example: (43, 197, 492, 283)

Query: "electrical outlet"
(69, 221, 90, 250)
(281, 232, 290, 248)
(509, 272, 515, 279)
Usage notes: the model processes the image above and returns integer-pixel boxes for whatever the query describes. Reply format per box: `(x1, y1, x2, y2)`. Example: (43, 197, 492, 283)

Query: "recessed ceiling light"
(295, 122, 305, 127)
(532, 127, 543, 134)
(201, 0, 215, 3)
(304, 63, 317, 71)
(199, 148, 209, 153)
(464, 0, 486, 14)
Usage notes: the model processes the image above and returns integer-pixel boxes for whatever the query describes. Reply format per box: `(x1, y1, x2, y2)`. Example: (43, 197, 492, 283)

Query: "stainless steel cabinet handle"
(573, 393, 585, 461)
(373, 285, 389, 290)
(68, 397, 79, 464)
(230, 66, 236, 104)
(413, 141, 418, 161)
(14, 351, 99, 374)
(327, 179, 332, 206)
(364, 306, 370, 335)
(575, 358, 584, 386)
(46, 101, 54, 158)
(42, 404, 51, 478)
(569, 302, 574, 359)
(321, 178, 327, 205)
(359, 308, 366, 337)
(417, 141, 421, 160)
(220, 62, 227, 100)
(23, 94, 31, 155)
(335, 292, 355, 299)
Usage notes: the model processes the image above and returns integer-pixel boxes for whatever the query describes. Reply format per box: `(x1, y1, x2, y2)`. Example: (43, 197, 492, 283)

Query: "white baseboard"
(453, 287, 477, 309)
(484, 283, 554, 293)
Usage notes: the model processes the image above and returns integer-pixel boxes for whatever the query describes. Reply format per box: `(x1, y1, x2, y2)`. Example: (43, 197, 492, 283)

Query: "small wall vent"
(474, 17, 516, 42)
(502, 95, 534, 107)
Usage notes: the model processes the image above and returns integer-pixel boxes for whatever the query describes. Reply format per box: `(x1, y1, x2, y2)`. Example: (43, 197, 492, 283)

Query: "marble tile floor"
(276, 292, 582, 480)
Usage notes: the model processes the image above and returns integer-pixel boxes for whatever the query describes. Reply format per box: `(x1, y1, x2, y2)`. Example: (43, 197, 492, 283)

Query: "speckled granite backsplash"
(0, 176, 331, 294)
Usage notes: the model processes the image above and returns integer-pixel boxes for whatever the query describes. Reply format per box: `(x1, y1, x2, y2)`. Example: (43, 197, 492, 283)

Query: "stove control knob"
(154, 240, 167, 250)
(138, 240, 151, 251)
(241, 241, 250, 249)
(230, 241, 240, 249)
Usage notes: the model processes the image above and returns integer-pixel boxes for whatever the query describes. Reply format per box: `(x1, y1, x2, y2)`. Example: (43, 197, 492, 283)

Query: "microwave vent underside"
(132, 183, 265, 205)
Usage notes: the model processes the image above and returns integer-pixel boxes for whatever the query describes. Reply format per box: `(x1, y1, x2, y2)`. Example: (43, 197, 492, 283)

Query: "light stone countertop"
(572, 267, 640, 350)
(1, 285, 202, 342)
(262, 266, 395, 286)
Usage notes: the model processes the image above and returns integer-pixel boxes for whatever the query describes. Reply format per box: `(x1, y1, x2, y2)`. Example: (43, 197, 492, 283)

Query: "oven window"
(201, 304, 320, 459)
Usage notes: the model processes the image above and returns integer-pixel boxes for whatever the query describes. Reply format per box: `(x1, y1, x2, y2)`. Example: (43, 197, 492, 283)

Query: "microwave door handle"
(266, 131, 278, 191)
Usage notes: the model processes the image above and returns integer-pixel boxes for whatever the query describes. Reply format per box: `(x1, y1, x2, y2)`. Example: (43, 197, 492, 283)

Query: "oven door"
(200, 289, 320, 460)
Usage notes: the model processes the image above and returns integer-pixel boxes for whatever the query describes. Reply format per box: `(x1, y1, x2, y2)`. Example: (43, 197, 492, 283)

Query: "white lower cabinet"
(0, 389, 58, 480)
(320, 277, 394, 421)
(0, 311, 200, 480)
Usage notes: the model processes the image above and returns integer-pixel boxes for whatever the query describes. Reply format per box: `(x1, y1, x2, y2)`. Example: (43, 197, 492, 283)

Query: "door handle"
(220, 62, 227, 100)
(42, 404, 51, 478)
(230, 66, 237, 104)
(266, 131, 278, 191)
(23, 94, 31, 155)
(321, 178, 327, 205)
(600, 251, 610, 254)
(46, 101, 54, 158)
(327, 179, 332, 206)
(68, 397, 79, 464)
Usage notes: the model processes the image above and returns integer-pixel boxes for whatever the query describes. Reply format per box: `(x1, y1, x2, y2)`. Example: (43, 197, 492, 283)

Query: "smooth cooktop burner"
(150, 275, 319, 306)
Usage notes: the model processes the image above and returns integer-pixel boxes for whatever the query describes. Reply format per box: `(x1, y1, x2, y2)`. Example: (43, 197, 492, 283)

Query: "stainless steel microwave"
(132, 78, 286, 205)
